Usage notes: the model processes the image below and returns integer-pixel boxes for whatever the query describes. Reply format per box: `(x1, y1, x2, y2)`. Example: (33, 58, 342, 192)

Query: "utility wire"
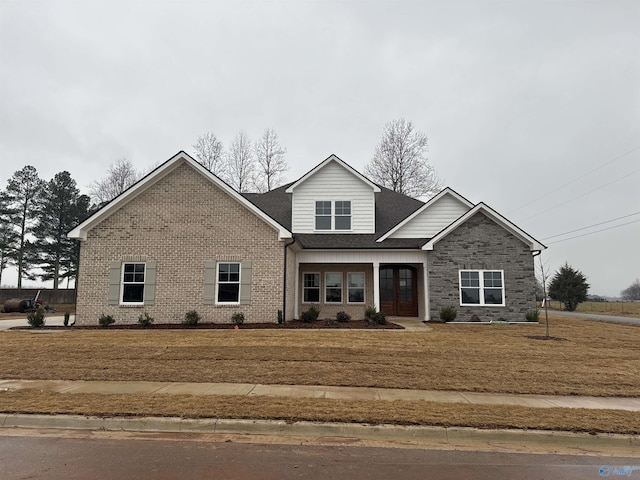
(546, 219, 640, 245)
(521, 168, 640, 222)
(541, 212, 640, 240)
(507, 145, 640, 215)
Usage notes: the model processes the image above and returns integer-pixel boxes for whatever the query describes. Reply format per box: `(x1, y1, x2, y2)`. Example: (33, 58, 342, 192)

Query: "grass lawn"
(1, 315, 639, 434)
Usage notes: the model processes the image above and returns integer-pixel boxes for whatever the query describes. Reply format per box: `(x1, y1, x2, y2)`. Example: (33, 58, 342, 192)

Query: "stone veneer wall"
(76, 163, 286, 325)
(428, 212, 536, 322)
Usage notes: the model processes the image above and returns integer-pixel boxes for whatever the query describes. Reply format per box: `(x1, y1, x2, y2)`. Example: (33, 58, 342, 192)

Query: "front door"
(379, 265, 418, 317)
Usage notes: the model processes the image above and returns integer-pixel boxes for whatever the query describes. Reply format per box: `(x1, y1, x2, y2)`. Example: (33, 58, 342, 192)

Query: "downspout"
(282, 236, 296, 324)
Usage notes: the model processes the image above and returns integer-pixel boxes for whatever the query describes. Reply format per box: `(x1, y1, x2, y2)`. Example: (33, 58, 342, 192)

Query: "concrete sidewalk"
(2, 379, 639, 412)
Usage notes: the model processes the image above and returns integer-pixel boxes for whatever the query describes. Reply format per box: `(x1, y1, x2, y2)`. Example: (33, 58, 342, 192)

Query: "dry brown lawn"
(1, 315, 639, 434)
(1, 315, 639, 397)
(1, 390, 638, 435)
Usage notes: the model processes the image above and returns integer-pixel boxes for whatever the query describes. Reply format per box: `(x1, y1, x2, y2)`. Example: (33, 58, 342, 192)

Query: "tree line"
(1, 118, 442, 289)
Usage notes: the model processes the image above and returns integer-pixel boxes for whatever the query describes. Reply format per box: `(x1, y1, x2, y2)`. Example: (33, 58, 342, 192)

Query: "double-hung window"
(334, 201, 351, 230)
(325, 272, 343, 303)
(347, 272, 365, 303)
(459, 270, 505, 306)
(303, 273, 320, 303)
(315, 201, 351, 231)
(122, 263, 145, 304)
(315, 201, 332, 230)
(217, 262, 241, 304)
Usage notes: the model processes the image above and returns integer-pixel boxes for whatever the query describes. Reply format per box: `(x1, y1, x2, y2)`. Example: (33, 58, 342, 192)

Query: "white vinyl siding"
(389, 194, 471, 238)
(291, 161, 375, 233)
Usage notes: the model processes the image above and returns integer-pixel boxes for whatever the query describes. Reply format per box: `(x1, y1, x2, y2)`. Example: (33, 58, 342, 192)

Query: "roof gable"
(285, 154, 381, 193)
(377, 187, 473, 242)
(421, 202, 546, 252)
(68, 151, 292, 241)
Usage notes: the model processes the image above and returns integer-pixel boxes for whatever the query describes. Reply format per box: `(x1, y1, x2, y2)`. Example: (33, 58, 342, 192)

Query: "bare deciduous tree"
(226, 131, 255, 193)
(192, 132, 225, 177)
(253, 128, 287, 192)
(364, 118, 442, 198)
(89, 158, 140, 204)
(621, 278, 640, 301)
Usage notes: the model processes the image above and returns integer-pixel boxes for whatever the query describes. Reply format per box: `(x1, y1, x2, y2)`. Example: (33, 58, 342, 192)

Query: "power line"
(521, 167, 640, 222)
(507, 145, 640, 215)
(546, 219, 640, 245)
(541, 211, 640, 240)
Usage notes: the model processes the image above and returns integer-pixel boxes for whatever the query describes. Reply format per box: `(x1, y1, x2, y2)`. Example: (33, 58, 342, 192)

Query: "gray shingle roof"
(244, 183, 427, 249)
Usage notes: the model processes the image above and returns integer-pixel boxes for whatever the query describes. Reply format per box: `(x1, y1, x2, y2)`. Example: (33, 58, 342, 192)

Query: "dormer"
(286, 155, 381, 234)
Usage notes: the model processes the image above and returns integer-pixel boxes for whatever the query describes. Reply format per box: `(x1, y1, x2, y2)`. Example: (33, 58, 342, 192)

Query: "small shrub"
(525, 309, 540, 322)
(373, 311, 387, 325)
(183, 310, 201, 326)
(364, 305, 377, 320)
(336, 311, 351, 323)
(470, 314, 481, 322)
(300, 305, 321, 323)
(439, 306, 457, 322)
(277, 309, 284, 324)
(98, 314, 115, 327)
(64, 312, 70, 326)
(27, 308, 45, 328)
(232, 312, 245, 325)
(138, 312, 154, 328)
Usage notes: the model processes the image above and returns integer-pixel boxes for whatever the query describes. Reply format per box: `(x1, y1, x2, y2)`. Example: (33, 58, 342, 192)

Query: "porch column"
(294, 259, 300, 319)
(373, 261, 380, 311)
(423, 254, 430, 321)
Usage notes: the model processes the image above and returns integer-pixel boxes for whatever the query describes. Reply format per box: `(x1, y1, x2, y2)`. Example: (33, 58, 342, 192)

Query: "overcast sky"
(1, 0, 638, 297)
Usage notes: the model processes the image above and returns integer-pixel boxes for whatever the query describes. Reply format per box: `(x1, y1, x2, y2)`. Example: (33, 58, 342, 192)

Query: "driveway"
(548, 309, 640, 326)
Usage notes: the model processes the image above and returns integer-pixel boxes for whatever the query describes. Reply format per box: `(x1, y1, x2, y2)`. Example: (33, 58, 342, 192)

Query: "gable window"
(217, 262, 241, 304)
(347, 272, 365, 303)
(325, 272, 343, 303)
(315, 200, 351, 231)
(460, 270, 504, 306)
(303, 273, 320, 303)
(335, 201, 351, 230)
(315, 201, 332, 230)
(122, 263, 146, 304)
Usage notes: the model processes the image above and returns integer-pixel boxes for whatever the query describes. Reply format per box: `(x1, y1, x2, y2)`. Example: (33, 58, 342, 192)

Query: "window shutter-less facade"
(240, 261, 252, 305)
(108, 262, 121, 305)
(203, 261, 217, 305)
(144, 261, 157, 305)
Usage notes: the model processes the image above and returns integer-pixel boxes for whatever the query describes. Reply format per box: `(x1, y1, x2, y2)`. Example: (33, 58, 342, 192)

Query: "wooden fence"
(0, 289, 76, 305)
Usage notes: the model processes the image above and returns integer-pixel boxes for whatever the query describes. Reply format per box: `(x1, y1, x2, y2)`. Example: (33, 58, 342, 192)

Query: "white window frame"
(325, 272, 343, 304)
(459, 269, 505, 306)
(334, 200, 351, 231)
(315, 201, 332, 231)
(302, 272, 321, 304)
(121, 262, 146, 305)
(216, 262, 241, 305)
(314, 200, 352, 232)
(347, 272, 365, 304)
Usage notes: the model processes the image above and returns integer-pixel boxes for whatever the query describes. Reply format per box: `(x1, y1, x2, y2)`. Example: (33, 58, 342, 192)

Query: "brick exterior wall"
(298, 263, 373, 320)
(76, 163, 286, 325)
(428, 212, 536, 322)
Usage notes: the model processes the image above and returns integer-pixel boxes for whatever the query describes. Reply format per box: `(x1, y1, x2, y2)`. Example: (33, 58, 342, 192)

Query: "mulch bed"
(11, 319, 403, 331)
(525, 335, 568, 341)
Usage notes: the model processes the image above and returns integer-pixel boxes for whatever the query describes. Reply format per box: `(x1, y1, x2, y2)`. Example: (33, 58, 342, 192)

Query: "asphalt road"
(547, 309, 640, 326)
(1, 429, 637, 480)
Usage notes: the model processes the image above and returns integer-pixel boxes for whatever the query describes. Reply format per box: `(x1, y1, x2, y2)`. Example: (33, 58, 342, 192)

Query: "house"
(68, 151, 546, 325)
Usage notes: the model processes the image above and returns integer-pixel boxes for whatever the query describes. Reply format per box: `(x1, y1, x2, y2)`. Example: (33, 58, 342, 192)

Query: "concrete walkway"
(2, 379, 638, 412)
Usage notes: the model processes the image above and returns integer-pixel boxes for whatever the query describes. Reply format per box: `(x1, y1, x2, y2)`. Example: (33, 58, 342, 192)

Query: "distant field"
(542, 300, 640, 317)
